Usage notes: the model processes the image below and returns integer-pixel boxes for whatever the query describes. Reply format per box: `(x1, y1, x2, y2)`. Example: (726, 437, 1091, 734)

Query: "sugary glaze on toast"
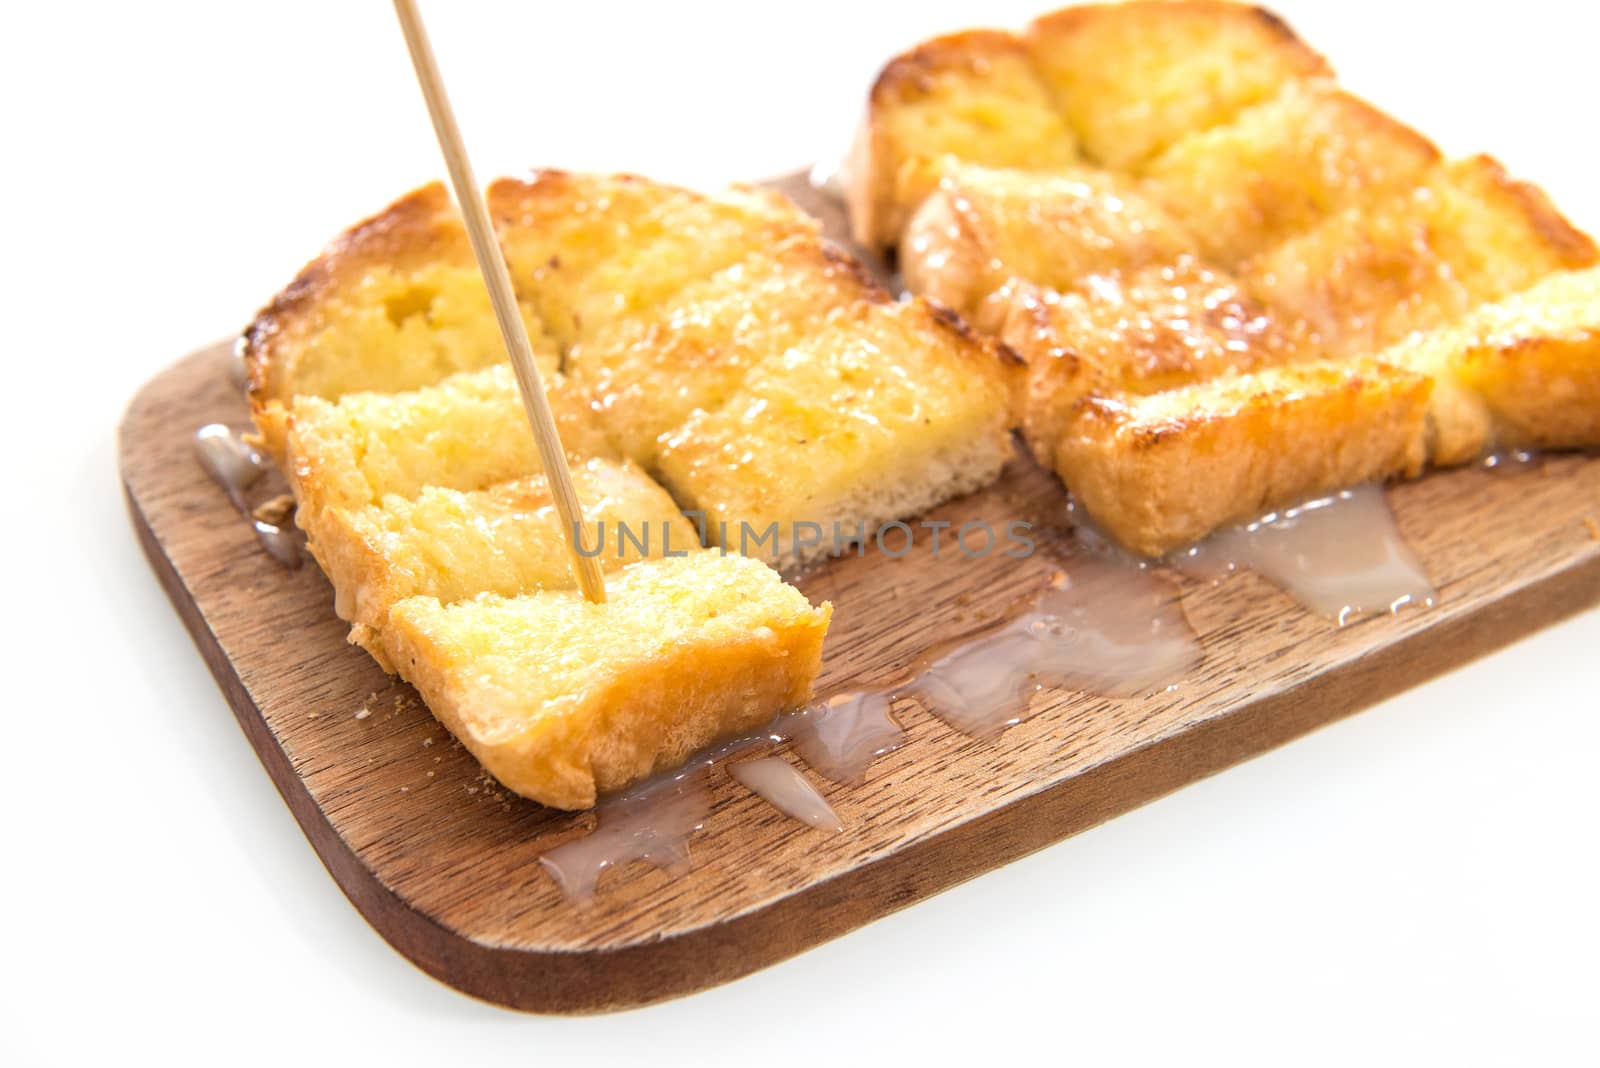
(243, 170, 1017, 807)
(850, 0, 1600, 555)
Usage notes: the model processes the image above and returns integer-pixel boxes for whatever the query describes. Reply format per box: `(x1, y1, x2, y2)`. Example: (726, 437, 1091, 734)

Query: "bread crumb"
(399, 786, 408, 793)
(1585, 516, 1600, 541)
(252, 494, 296, 526)
(422, 737, 434, 748)
(354, 707, 371, 721)
(306, 712, 320, 720)
(426, 770, 435, 778)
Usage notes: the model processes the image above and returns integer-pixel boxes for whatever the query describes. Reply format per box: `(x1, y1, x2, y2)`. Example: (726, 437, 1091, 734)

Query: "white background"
(5, 1, 1597, 1063)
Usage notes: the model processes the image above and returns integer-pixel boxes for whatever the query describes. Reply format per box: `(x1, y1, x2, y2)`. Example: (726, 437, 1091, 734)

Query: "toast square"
(1141, 82, 1441, 266)
(1001, 258, 1307, 454)
(1242, 156, 1598, 355)
(655, 299, 1021, 570)
(244, 183, 560, 462)
(1026, 1, 1331, 169)
(845, 29, 1081, 251)
(285, 364, 614, 518)
(1054, 360, 1432, 556)
(310, 458, 700, 663)
(565, 236, 888, 467)
(1380, 266, 1600, 459)
(488, 171, 817, 348)
(380, 553, 832, 810)
(902, 163, 1195, 333)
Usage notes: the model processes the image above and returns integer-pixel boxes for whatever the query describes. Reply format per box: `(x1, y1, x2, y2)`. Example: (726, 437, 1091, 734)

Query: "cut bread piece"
(1380, 266, 1600, 459)
(243, 183, 560, 461)
(1001, 258, 1308, 454)
(1050, 361, 1432, 557)
(1026, 1, 1331, 170)
(488, 170, 817, 349)
(1242, 156, 1599, 356)
(1142, 81, 1441, 266)
(285, 364, 614, 519)
(566, 236, 888, 467)
(656, 299, 1022, 571)
(844, 29, 1081, 251)
(311, 458, 700, 666)
(381, 553, 832, 810)
(902, 163, 1195, 333)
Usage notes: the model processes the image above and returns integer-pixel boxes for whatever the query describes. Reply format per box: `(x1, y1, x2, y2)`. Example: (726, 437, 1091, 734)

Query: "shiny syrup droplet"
(193, 423, 265, 511)
(728, 758, 843, 832)
(782, 690, 904, 784)
(253, 520, 303, 568)
(194, 423, 302, 568)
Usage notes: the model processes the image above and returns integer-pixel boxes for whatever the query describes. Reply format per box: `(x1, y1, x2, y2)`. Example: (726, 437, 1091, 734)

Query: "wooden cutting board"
(118, 171, 1600, 1014)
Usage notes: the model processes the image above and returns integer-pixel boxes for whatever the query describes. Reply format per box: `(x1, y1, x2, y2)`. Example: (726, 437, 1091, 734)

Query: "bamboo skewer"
(392, 0, 608, 604)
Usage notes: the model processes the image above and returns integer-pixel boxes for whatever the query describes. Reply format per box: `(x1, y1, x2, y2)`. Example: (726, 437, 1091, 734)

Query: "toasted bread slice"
(1001, 258, 1307, 452)
(381, 553, 831, 810)
(285, 365, 614, 519)
(656, 299, 1022, 570)
(1380, 266, 1600, 459)
(856, 4, 1598, 558)
(845, 29, 1081, 251)
(902, 163, 1195, 333)
(566, 236, 888, 467)
(1026, 1, 1331, 170)
(1142, 82, 1441, 266)
(243, 183, 560, 462)
(1242, 156, 1598, 355)
(1053, 361, 1432, 557)
(487, 171, 817, 348)
(311, 457, 699, 664)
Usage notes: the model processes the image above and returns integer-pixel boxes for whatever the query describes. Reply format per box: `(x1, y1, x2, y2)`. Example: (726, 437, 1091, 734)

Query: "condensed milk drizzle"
(1169, 484, 1435, 625)
(538, 729, 785, 905)
(539, 775, 712, 905)
(781, 690, 905, 784)
(908, 557, 1203, 738)
(728, 758, 844, 832)
(192, 423, 302, 568)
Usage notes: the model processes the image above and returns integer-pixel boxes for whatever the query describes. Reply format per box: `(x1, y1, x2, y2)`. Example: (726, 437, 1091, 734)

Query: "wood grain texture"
(119, 172, 1600, 1013)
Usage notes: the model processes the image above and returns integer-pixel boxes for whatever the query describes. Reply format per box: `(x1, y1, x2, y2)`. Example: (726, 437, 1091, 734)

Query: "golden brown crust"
(244, 183, 462, 435)
(1473, 155, 1599, 269)
(1054, 361, 1432, 556)
(847, 28, 1079, 250)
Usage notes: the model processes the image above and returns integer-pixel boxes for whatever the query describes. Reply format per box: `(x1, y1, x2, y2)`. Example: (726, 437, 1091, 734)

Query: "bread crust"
(244, 183, 468, 459)
(1056, 361, 1432, 556)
